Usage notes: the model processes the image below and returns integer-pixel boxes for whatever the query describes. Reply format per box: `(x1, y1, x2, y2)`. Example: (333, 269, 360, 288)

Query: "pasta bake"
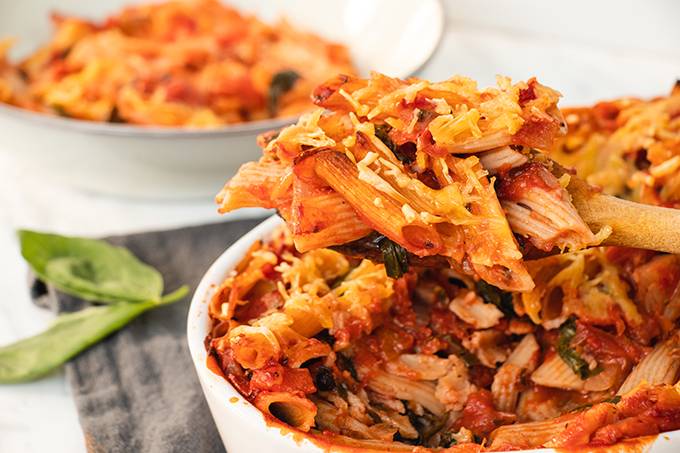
(206, 225, 680, 451)
(0, 0, 354, 126)
(217, 73, 609, 292)
(550, 82, 680, 208)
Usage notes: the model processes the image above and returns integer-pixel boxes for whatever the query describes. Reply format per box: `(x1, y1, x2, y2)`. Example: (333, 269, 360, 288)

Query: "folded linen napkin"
(30, 218, 265, 453)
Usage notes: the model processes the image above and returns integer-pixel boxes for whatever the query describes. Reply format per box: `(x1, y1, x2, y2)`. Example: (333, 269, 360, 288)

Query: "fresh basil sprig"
(0, 231, 188, 383)
(19, 230, 164, 303)
(0, 287, 187, 383)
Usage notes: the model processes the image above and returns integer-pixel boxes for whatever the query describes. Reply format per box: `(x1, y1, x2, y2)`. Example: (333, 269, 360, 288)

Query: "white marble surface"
(1, 1, 680, 451)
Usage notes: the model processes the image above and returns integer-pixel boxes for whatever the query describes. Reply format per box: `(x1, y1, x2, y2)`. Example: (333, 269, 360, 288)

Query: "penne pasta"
(254, 392, 318, 432)
(478, 146, 529, 175)
(498, 162, 606, 252)
(313, 150, 444, 257)
(617, 332, 680, 395)
(368, 371, 446, 416)
(492, 334, 540, 412)
(531, 352, 586, 391)
(488, 415, 574, 450)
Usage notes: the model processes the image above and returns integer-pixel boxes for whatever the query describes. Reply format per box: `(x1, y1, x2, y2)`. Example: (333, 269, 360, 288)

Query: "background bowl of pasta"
(0, 0, 444, 198)
(188, 215, 680, 453)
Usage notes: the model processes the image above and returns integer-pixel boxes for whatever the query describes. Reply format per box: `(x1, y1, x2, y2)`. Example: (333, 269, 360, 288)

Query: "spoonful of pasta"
(216, 72, 680, 292)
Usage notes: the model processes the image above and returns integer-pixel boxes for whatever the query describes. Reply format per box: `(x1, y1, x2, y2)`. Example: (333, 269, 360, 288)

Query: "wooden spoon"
(566, 175, 680, 254)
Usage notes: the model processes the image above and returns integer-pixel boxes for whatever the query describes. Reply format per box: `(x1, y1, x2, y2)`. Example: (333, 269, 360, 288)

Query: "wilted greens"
(268, 70, 300, 115)
(557, 318, 599, 379)
(373, 235, 409, 279)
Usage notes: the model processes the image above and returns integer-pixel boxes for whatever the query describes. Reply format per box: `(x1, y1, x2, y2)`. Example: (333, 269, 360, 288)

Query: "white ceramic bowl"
(0, 0, 444, 199)
(188, 215, 679, 453)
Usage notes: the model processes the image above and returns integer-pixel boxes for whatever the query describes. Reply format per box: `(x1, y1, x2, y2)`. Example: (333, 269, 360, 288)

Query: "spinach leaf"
(372, 235, 409, 278)
(475, 280, 514, 316)
(557, 318, 598, 379)
(0, 286, 187, 383)
(268, 70, 300, 115)
(19, 230, 163, 304)
(374, 124, 413, 164)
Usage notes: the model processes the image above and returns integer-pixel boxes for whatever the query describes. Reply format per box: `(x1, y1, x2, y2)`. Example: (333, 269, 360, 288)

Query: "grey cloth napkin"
(30, 218, 265, 453)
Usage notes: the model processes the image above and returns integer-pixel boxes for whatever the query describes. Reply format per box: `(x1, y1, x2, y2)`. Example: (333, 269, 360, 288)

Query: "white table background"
(2, 1, 680, 451)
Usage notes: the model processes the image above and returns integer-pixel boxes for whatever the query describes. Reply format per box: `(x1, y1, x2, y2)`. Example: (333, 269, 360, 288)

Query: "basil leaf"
(19, 230, 163, 304)
(557, 318, 596, 379)
(0, 286, 187, 383)
(374, 124, 413, 164)
(268, 70, 300, 115)
(475, 280, 515, 316)
(373, 235, 409, 278)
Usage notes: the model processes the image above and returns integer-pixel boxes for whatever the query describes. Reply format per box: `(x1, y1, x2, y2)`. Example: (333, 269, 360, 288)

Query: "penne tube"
(531, 353, 585, 391)
(492, 334, 540, 412)
(488, 415, 574, 450)
(313, 150, 443, 257)
(227, 324, 282, 370)
(254, 392, 318, 432)
(618, 333, 680, 395)
(498, 162, 604, 252)
(291, 193, 372, 252)
(368, 371, 446, 416)
(216, 158, 290, 213)
(479, 146, 529, 174)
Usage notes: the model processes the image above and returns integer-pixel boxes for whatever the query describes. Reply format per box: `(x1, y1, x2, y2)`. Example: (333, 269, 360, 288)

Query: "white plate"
(187, 215, 679, 453)
(0, 0, 444, 199)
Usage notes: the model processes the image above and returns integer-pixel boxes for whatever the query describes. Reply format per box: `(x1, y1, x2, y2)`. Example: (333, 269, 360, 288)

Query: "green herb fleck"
(374, 124, 413, 164)
(268, 70, 300, 115)
(557, 318, 597, 379)
(604, 395, 621, 405)
(108, 106, 126, 123)
(373, 235, 409, 278)
(441, 334, 479, 366)
(336, 353, 359, 381)
(438, 431, 458, 448)
(475, 280, 515, 316)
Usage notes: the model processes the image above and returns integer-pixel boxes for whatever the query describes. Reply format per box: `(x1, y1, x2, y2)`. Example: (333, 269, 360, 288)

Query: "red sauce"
(511, 114, 561, 149)
(417, 129, 450, 158)
(496, 162, 560, 202)
(518, 78, 538, 106)
(458, 390, 514, 437)
(574, 321, 646, 364)
(604, 247, 657, 274)
(250, 362, 316, 395)
(234, 290, 283, 323)
(206, 354, 226, 378)
(468, 365, 495, 389)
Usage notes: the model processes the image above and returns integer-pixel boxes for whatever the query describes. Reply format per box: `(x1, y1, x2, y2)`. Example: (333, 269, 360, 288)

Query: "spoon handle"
(568, 177, 680, 254)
